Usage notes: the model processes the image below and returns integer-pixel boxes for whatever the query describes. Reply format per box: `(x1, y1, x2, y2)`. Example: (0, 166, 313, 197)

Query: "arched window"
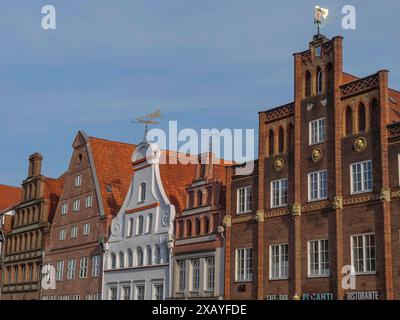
(127, 218, 134, 237)
(178, 220, 184, 239)
(186, 220, 192, 237)
(137, 216, 144, 235)
(287, 123, 294, 151)
(268, 129, 275, 157)
(29, 264, 33, 282)
(127, 249, 133, 267)
(154, 245, 161, 264)
(371, 99, 379, 130)
(197, 191, 203, 207)
(163, 243, 169, 263)
(278, 127, 284, 153)
(110, 253, 116, 269)
(139, 182, 146, 202)
(188, 191, 194, 208)
(316, 67, 323, 94)
(326, 63, 333, 90)
(195, 218, 201, 235)
(119, 252, 124, 268)
(22, 264, 26, 282)
(204, 216, 210, 234)
(305, 71, 311, 97)
(146, 245, 152, 265)
(358, 103, 366, 132)
(146, 214, 153, 233)
(206, 187, 212, 204)
(14, 266, 19, 283)
(345, 106, 353, 135)
(137, 247, 143, 266)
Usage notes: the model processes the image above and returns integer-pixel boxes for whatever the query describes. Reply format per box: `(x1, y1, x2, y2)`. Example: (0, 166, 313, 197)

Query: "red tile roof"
(0, 184, 21, 212)
(43, 175, 66, 223)
(88, 136, 231, 216)
(89, 137, 136, 218)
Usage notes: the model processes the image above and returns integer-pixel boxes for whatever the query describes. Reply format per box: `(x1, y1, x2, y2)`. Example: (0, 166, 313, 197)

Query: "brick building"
(171, 152, 227, 300)
(0, 184, 22, 299)
(224, 34, 400, 300)
(42, 131, 135, 300)
(1, 153, 65, 300)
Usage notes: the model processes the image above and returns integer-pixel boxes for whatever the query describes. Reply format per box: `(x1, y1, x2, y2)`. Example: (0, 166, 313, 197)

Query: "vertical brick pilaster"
(291, 53, 303, 298)
(223, 167, 233, 300)
(378, 70, 393, 300)
(332, 36, 344, 300)
(257, 112, 266, 299)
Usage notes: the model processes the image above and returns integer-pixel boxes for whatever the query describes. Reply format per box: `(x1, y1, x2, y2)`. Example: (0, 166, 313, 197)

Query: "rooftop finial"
(314, 5, 329, 36)
(132, 109, 162, 142)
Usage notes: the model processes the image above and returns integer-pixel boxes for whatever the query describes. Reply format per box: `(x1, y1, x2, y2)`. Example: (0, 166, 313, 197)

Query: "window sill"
(353, 271, 376, 276)
(308, 141, 325, 147)
(350, 190, 373, 196)
(307, 274, 330, 279)
(236, 211, 252, 215)
(308, 198, 328, 203)
(234, 279, 252, 283)
(270, 204, 288, 209)
(269, 277, 288, 281)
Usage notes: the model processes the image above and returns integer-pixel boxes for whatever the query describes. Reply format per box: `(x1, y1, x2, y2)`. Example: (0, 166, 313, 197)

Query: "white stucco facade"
(102, 142, 175, 300)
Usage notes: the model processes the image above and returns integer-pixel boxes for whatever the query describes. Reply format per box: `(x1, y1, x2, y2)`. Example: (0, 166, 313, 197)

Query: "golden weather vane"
(132, 109, 162, 142)
(314, 5, 329, 36)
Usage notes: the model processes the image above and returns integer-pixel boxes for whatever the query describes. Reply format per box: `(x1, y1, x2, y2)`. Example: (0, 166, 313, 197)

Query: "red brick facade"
(224, 34, 400, 300)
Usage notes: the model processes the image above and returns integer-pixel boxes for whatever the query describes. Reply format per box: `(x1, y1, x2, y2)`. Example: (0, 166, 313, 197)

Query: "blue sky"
(0, 0, 399, 186)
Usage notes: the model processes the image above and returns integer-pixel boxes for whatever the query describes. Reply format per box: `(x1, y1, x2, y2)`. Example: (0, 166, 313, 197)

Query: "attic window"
(77, 154, 83, 163)
(106, 184, 113, 193)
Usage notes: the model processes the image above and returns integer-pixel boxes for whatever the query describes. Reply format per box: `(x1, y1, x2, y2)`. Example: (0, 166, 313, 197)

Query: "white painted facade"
(102, 142, 175, 300)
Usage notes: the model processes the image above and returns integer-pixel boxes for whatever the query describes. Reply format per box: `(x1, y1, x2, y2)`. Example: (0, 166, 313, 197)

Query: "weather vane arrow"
(132, 109, 163, 142)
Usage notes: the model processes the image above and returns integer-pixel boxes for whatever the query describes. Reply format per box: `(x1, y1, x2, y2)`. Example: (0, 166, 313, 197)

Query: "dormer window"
(139, 183, 146, 203)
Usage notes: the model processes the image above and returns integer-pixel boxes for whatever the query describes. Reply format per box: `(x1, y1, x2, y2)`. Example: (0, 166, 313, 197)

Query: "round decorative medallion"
(161, 211, 170, 227)
(111, 220, 121, 236)
(354, 137, 367, 152)
(274, 158, 284, 172)
(311, 148, 323, 162)
(146, 143, 161, 165)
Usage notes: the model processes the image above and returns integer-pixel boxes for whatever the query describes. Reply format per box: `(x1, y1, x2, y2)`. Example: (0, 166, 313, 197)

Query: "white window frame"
(138, 182, 146, 203)
(237, 186, 253, 214)
(92, 255, 101, 277)
(71, 225, 78, 239)
(56, 260, 64, 281)
(269, 243, 289, 280)
(270, 178, 288, 208)
(309, 118, 325, 145)
(146, 214, 153, 234)
(191, 259, 200, 292)
(74, 175, 82, 187)
(351, 233, 376, 275)
(308, 170, 328, 201)
(235, 248, 253, 282)
(59, 228, 66, 241)
(85, 195, 93, 208)
(61, 203, 68, 215)
(153, 283, 164, 300)
(72, 199, 80, 212)
(67, 259, 76, 280)
(135, 284, 145, 300)
(178, 261, 186, 292)
(121, 286, 131, 300)
(109, 287, 117, 300)
(308, 239, 330, 277)
(136, 216, 144, 235)
(83, 223, 90, 236)
(206, 257, 215, 291)
(350, 160, 373, 194)
(79, 257, 88, 279)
